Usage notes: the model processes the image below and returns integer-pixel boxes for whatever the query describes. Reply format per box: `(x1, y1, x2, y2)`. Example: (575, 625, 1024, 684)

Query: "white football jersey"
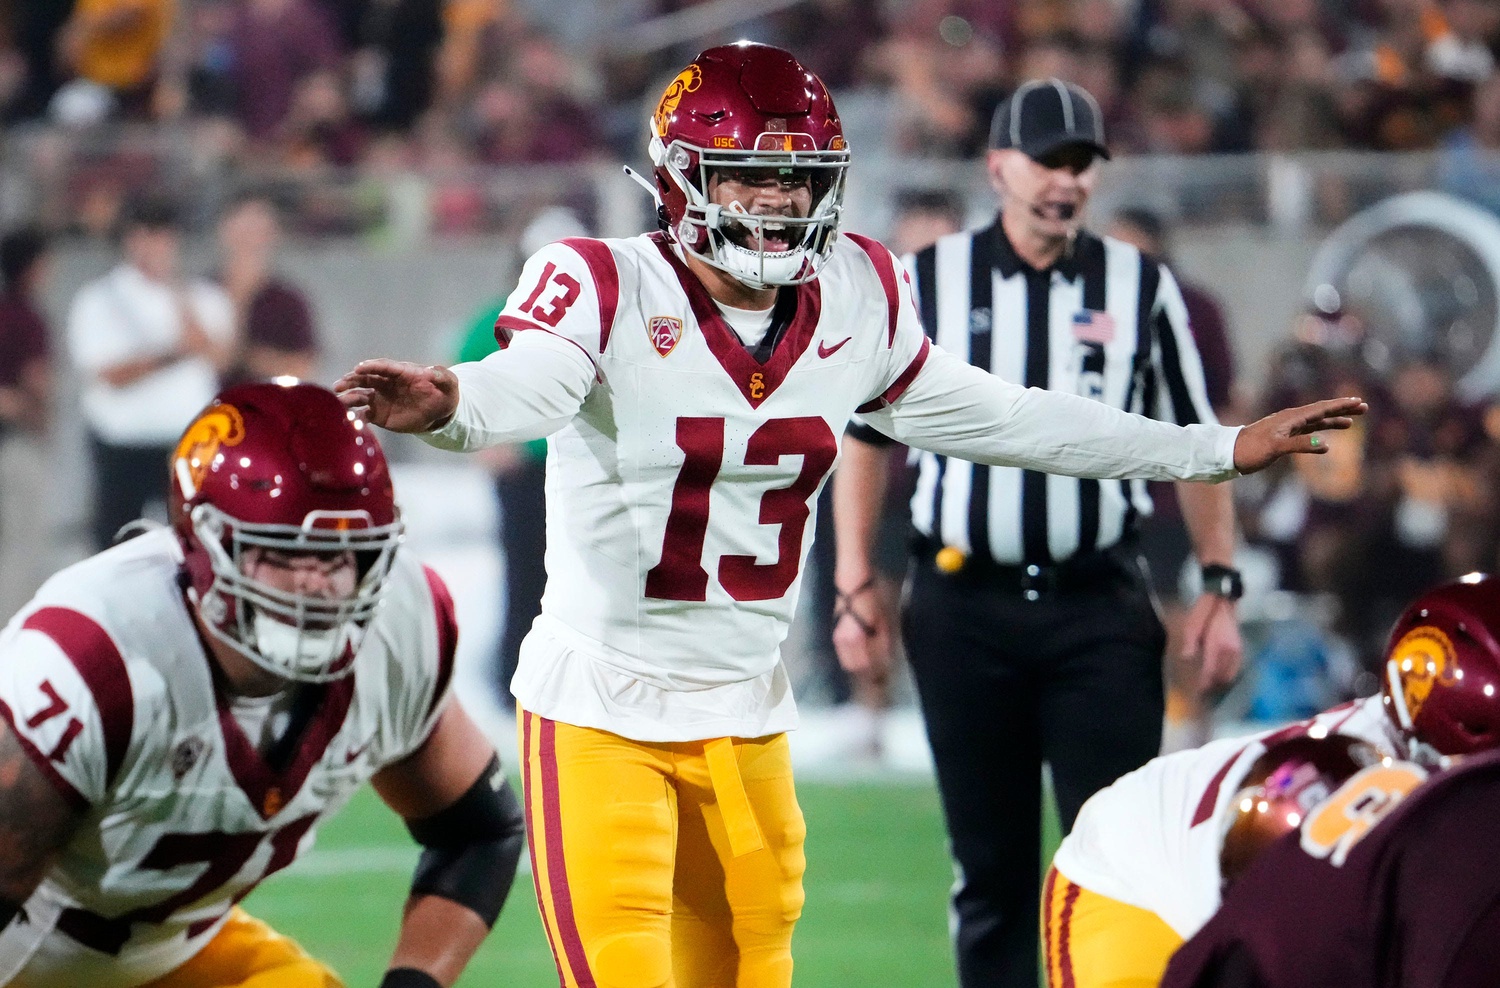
(429, 231, 1238, 741)
(1050, 696, 1400, 940)
(491, 233, 929, 741)
(0, 529, 456, 988)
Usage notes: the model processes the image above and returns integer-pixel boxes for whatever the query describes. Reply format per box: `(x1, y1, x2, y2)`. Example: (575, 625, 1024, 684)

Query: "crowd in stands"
(2, 0, 1500, 236)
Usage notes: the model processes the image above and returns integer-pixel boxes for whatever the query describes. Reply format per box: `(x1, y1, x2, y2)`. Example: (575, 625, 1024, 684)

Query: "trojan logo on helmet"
(1382, 574, 1500, 762)
(170, 381, 405, 683)
(645, 42, 851, 289)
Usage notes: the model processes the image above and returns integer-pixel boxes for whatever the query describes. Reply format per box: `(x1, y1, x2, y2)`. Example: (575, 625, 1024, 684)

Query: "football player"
(1043, 574, 1500, 988)
(335, 42, 1364, 988)
(0, 381, 526, 988)
(1162, 746, 1500, 988)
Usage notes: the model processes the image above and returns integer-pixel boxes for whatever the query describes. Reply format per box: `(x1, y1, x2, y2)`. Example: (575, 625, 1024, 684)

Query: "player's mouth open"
(724, 216, 796, 253)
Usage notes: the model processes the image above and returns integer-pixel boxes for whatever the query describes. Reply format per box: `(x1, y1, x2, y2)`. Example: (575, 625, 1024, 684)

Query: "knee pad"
(592, 931, 672, 988)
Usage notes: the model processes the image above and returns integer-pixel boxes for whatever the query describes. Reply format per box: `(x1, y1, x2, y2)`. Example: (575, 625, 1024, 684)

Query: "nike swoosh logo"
(344, 739, 373, 764)
(818, 337, 852, 359)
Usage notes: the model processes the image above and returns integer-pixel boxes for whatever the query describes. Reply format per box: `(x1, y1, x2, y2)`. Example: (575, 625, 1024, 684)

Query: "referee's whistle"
(935, 546, 967, 574)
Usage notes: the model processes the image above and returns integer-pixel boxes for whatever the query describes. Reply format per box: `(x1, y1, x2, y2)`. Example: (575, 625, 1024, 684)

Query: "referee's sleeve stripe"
(914, 246, 938, 341)
(1154, 306, 1201, 426)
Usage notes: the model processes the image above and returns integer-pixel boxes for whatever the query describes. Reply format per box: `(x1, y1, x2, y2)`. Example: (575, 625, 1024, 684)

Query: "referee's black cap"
(989, 78, 1110, 162)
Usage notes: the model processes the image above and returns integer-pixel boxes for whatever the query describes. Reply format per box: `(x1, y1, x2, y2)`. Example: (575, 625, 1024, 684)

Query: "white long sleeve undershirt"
(423, 333, 1240, 483)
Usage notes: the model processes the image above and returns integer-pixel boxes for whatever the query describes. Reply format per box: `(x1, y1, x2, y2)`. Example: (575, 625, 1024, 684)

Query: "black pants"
(495, 457, 547, 705)
(88, 436, 174, 552)
(904, 557, 1166, 988)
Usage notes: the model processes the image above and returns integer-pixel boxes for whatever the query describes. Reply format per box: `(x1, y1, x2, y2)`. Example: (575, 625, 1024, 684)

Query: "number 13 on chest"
(645, 415, 837, 603)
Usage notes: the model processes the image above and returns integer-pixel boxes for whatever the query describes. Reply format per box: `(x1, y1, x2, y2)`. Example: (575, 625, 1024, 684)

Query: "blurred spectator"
(67, 195, 235, 550)
(279, 69, 369, 168)
(230, 0, 341, 141)
(2, 0, 74, 121)
(217, 192, 320, 383)
(54, 0, 174, 120)
(772, 0, 885, 90)
(336, 0, 445, 131)
(0, 227, 53, 438)
(452, 205, 586, 707)
(0, 227, 56, 617)
(1438, 72, 1500, 215)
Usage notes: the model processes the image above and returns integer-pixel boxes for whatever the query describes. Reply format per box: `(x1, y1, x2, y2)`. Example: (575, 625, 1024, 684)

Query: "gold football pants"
(1042, 867, 1183, 988)
(519, 710, 807, 988)
(141, 908, 342, 988)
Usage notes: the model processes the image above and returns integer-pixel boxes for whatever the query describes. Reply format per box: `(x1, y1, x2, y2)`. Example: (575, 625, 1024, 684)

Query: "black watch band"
(1201, 564, 1244, 601)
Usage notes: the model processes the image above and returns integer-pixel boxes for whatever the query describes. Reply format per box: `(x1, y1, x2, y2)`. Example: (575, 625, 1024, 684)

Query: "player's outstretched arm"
(334, 360, 460, 434)
(371, 702, 524, 988)
(1230, 397, 1367, 475)
(0, 720, 84, 930)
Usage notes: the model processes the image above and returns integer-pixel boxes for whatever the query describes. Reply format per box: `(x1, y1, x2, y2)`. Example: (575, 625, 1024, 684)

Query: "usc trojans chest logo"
(1392, 625, 1459, 720)
(654, 65, 702, 138)
(174, 404, 246, 499)
(648, 316, 683, 357)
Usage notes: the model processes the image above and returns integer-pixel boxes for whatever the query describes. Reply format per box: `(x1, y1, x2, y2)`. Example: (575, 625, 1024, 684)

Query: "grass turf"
(252, 776, 1063, 986)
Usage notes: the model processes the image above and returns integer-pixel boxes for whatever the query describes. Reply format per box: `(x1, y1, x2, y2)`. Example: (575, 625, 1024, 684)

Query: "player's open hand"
(334, 360, 460, 434)
(1232, 397, 1367, 475)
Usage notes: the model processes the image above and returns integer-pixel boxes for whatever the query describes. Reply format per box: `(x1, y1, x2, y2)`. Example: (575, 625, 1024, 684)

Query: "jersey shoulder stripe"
(20, 607, 133, 791)
(844, 233, 900, 348)
(559, 238, 620, 352)
(857, 336, 931, 413)
(421, 564, 458, 721)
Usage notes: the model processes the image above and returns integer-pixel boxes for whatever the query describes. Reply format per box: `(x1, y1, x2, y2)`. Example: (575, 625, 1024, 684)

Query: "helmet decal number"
(1299, 762, 1426, 867)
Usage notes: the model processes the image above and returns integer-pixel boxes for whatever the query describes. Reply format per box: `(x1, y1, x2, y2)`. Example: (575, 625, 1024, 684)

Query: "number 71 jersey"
(493, 232, 929, 741)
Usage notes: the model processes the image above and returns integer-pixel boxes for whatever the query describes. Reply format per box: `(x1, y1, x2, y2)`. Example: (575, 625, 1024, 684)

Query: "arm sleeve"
(422, 243, 605, 452)
(0, 630, 112, 808)
(860, 344, 1241, 483)
(1150, 266, 1220, 427)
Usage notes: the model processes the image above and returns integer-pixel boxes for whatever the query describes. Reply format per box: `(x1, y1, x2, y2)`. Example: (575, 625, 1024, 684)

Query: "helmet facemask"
(651, 132, 849, 288)
(189, 503, 404, 683)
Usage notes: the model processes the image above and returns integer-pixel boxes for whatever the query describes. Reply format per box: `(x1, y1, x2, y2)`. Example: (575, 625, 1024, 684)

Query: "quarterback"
(1044, 574, 1500, 988)
(0, 382, 526, 988)
(337, 42, 1364, 988)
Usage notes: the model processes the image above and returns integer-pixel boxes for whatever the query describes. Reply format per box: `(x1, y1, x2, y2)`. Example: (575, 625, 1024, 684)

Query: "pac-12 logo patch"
(648, 316, 683, 357)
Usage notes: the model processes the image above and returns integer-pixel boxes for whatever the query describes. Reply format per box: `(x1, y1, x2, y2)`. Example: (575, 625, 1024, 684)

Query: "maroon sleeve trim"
(0, 698, 89, 811)
(560, 238, 620, 353)
(421, 566, 459, 722)
(845, 233, 901, 348)
(21, 608, 133, 790)
(856, 336, 932, 414)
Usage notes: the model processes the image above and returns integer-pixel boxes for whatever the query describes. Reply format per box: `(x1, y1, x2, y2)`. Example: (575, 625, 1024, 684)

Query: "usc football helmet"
(170, 381, 404, 683)
(647, 41, 849, 288)
(1219, 734, 1377, 887)
(1381, 574, 1500, 762)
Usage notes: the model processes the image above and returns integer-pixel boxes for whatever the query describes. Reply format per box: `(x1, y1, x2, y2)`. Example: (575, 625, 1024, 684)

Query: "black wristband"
(379, 968, 442, 988)
(1201, 564, 1244, 601)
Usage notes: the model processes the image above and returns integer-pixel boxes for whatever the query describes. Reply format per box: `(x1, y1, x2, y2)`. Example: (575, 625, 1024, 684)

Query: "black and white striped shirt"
(855, 219, 1218, 567)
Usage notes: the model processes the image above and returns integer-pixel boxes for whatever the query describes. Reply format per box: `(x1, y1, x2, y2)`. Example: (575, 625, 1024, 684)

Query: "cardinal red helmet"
(1219, 734, 1378, 887)
(648, 41, 849, 288)
(170, 381, 404, 682)
(1381, 574, 1500, 761)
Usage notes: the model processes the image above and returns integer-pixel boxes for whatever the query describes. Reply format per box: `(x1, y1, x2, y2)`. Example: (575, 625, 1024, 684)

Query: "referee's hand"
(1232, 397, 1367, 475)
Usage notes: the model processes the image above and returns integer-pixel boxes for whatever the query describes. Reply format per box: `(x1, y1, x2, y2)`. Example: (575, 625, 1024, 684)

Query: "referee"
(833, 79, 1245, 988)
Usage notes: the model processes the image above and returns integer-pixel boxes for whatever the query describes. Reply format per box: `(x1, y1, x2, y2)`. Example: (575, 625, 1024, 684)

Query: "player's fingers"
(337, 387, 375, 408)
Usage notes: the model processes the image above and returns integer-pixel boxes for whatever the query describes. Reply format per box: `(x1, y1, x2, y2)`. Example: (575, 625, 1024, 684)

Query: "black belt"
(913, 536, 1132, 599)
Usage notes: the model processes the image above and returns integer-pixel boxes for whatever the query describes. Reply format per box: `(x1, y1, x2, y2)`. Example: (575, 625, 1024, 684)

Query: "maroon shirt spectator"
(230, 0, 342, 140)
(0, 228, 53, 436)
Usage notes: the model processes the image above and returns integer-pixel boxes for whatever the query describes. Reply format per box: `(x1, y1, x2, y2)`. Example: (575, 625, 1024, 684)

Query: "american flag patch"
(1072, 310, 1116, 344)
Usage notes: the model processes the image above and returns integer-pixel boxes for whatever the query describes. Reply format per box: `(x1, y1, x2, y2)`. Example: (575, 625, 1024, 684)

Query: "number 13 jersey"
(445, 233, 929, 742)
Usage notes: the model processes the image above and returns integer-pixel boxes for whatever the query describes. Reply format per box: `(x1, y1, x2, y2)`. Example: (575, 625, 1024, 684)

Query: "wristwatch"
(1201, 564, 1244, 601)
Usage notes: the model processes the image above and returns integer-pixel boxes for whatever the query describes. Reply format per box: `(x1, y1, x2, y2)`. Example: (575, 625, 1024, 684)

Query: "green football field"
(253, 776, 1063, 986)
